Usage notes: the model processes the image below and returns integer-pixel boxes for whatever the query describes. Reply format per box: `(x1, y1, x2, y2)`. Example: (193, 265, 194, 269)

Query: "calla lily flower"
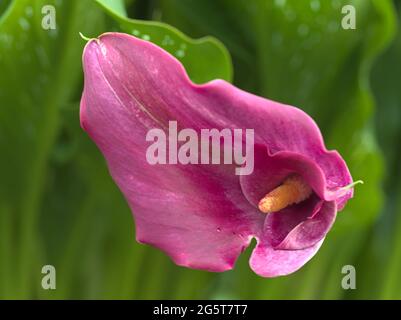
(80, 32, 357, 277)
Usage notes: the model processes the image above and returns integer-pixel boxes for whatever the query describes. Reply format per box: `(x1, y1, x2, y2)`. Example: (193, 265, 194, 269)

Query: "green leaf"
(97, 0, 127, 16)
(0, 0, 11, 14)
(360, 1, 401, 299)
(94, 0, 233, 83)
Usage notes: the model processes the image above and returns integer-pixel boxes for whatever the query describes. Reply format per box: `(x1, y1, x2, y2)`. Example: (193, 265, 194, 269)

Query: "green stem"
(380, 189, 401, 299)
(0, 205, 14, 298)
(118, 245, 147, 299)
(53, 192, 95, 299)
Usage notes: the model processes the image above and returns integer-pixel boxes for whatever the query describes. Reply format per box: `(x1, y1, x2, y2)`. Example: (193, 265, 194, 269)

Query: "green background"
(0, 0, 400, 299)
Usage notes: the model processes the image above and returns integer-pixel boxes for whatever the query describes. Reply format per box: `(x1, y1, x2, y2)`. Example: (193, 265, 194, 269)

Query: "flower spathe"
(80, 32, 355, 277)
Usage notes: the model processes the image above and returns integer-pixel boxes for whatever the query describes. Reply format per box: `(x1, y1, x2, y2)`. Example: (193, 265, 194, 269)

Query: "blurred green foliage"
(0, 0, 400, 299)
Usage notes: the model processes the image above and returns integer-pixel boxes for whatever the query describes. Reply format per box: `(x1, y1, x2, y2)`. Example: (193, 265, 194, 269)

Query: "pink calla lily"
(80, 32, 355, 277)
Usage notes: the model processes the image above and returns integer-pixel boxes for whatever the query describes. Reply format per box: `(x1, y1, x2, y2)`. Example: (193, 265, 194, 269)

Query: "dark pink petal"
(240, 144, 351, 212)
(80, 34, 263, 272)
(239, 144, 338, 251)
(265, 198, 336, 250)
(250, 239, 324, 278)
(239, 144, 325, 207)
(80, 33, 353, 276)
